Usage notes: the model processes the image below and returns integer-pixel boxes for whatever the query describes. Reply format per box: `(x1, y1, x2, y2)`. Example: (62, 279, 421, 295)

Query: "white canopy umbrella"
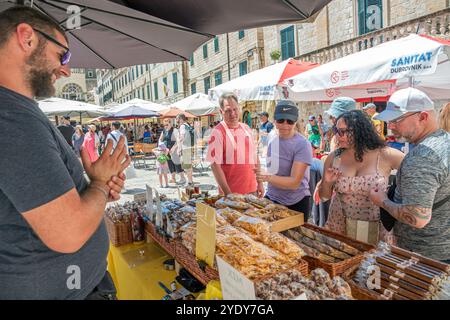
(208, 58, 318, 102)
(105, 105, 160, 118)
(109, 98, 167, 113)
(172, 93, 219, 116)
(38, 97, 105, 122)
(285, 34, 450, 101)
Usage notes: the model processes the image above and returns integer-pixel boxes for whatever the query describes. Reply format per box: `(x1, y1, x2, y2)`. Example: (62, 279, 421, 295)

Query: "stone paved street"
(116, 165, 219, 205)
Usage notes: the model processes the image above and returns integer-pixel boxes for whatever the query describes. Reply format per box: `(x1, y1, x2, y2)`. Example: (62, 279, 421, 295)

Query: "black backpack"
(182, 123, 195, 147)
(163, 127, 175, 149)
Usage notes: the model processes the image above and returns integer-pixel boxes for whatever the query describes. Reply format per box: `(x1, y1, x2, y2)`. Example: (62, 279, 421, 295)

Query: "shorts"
(181, 148, 193, 171)
(167, 159, 184, 174)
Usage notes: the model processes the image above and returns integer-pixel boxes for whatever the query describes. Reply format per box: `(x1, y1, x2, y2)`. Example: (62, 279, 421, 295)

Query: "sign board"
(216, 256, 256, 300)
(195, 203, 216, 267)
(133, 192, 146, 202)
(294, 293, 308, 300)
(154, 189, 163, 228)
(145, 185, 153, 220)
(177, 186, 182, 200)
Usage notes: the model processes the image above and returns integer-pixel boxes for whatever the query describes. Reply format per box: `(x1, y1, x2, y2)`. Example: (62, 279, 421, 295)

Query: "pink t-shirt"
(206, 121, 257, 194)
(82, 132, 99, 163)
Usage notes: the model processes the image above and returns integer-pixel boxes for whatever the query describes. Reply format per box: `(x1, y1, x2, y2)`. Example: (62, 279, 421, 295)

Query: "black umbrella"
(0, 0, 212, 68)
(109, 0, 332, 35)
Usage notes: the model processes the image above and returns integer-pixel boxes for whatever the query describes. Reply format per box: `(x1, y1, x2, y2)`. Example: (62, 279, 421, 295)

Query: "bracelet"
(90, 184, 109, 201)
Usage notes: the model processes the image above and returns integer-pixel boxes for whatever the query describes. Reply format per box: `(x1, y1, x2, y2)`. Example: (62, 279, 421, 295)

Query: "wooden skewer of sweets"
(372, 286, 409, 300)
(378, 255, 441, 285)
(382, 253, 442, 279)
(300, 236, 351, 260)
(380, 272, 432, 299)
(375, 256, 439, 285)
(390, 246, 450, 274)
(285, 230, 340, 262)
(376, 263, 436, 292)
(296, 226, 360, 256)
(388, 253, 447, 278)
(385, 252, 445, 278)
(383, 253, 444, 280)
(379, 279, 425, 300)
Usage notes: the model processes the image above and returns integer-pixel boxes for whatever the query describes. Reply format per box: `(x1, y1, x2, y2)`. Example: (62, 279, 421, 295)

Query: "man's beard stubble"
(26, 42, 56, 98)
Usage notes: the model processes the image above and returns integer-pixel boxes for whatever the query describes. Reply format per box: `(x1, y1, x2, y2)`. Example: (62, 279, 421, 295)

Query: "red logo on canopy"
(326, 89, 335, 98)
(331, 71, 340, 84)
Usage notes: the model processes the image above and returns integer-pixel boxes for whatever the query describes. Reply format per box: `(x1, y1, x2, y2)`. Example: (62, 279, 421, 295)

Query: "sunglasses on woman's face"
(276, 119, 295, 125)
(336, 128, 351, 137)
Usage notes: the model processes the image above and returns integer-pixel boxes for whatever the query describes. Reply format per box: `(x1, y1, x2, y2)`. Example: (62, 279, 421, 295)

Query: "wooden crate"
(286, 223, 375, 277)
(145, 222, 176, 257)
(270, 212, 304, 232)
(174, 239, 219, 286)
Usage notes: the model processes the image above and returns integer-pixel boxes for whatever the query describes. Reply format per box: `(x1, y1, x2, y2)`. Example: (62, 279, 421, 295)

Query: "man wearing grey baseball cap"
(369, 87, 450, 263)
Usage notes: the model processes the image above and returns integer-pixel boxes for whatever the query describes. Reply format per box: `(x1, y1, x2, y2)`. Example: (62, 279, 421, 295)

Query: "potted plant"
(270, 49, 281, 63)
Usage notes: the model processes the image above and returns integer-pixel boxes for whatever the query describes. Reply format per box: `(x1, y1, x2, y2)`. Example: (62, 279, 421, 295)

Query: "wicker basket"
(145, 222, 176, 256)
(296, 258, 309, 277)
(174, 239, 219, 285)
(341, 265, 382, 300)
(105, 216, 133, 247)
(253, 259, 309, 283)
(288, 224, 375, 277)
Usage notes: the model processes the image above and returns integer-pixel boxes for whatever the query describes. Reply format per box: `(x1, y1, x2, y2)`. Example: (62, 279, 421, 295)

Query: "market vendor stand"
(105, 188, 449, 300)
(107, 241, 177, 300)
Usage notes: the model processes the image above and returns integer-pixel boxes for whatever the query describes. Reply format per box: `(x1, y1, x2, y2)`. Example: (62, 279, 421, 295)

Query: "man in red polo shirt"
(206, 93, 264, 196)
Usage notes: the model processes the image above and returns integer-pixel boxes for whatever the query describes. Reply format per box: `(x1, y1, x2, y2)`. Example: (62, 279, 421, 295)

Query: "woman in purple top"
(255, 100, 313, 220)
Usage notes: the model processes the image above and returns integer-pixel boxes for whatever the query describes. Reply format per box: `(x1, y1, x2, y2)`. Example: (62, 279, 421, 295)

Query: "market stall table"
(107, 240, 177, 300)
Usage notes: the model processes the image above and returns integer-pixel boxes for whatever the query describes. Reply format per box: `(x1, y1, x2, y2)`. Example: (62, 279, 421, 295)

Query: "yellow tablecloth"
(107, 239, 177, 300)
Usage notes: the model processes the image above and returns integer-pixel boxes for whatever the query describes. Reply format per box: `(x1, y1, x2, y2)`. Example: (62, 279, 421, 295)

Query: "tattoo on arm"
(382, 199, 432, 228)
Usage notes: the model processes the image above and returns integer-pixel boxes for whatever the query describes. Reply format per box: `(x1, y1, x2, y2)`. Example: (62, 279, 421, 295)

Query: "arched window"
(62, 83, 83, 101)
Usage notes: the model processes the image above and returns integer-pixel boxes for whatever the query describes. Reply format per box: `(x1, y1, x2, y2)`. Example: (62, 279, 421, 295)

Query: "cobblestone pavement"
(116, 165, 219, 205)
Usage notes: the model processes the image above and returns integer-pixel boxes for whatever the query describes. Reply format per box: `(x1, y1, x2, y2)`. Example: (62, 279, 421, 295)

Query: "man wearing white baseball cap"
(369, 87, 450, 263)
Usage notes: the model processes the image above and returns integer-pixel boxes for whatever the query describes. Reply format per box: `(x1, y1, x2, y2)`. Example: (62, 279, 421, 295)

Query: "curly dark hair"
(336, 110, 385, 162)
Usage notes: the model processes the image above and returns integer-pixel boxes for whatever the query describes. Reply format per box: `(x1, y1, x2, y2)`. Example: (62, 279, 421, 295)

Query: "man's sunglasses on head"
(276, 119, 295, 125)
(33, 28, 71, 65)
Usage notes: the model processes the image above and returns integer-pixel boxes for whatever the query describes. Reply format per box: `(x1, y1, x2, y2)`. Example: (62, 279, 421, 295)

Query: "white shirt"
(106, 130, 127, 152)
(178, 123, 186, 146)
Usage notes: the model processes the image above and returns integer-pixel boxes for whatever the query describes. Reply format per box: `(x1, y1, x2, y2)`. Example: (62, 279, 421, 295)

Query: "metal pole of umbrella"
(226, 33, 231, 81)
(134, 118, 137, 142)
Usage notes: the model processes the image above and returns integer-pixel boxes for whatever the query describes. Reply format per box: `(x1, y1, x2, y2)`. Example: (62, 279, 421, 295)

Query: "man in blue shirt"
(259, 111, 274, 153)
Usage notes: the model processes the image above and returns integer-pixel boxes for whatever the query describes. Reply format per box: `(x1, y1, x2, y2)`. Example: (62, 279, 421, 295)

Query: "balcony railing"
(297, 8, 450, 64)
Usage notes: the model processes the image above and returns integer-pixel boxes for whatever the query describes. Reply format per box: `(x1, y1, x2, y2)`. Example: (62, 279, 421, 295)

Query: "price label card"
(216, 256, 256, 300)
(195, 203, 216, 267)
(293, 293, 308, 300)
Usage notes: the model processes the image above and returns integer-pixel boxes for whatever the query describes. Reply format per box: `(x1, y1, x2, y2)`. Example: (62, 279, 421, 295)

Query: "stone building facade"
(54, 68, 97, 104)
(94, 0, 449, 126)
